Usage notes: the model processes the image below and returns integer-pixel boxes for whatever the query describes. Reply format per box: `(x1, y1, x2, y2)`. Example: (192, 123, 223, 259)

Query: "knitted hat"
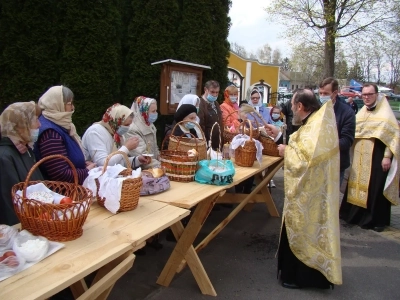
(174, 104, 197, 123)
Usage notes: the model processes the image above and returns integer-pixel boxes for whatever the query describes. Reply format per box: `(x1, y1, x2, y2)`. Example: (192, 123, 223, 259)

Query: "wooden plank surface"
(0, 199, 190, 300)
(147, 156, 282, 208)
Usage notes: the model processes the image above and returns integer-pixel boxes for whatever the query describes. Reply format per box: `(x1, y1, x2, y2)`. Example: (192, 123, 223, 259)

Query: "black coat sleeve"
(338, 107, 355, 152)
(0, 155, 22, 225)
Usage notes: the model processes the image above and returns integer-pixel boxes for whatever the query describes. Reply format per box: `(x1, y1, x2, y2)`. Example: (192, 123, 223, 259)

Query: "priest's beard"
(292, 108, 302, 126)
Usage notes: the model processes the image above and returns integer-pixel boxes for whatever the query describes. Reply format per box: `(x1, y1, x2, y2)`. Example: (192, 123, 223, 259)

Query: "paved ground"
(94, 169, 400, 300)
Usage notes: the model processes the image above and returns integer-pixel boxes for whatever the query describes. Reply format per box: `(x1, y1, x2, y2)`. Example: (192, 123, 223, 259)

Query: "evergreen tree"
(176, 0, 231, 98)
(125, 0, 179, 100)
(206, 0, 231, 92)
(0, 0, 60, 111)
(59, 0, 122, 134)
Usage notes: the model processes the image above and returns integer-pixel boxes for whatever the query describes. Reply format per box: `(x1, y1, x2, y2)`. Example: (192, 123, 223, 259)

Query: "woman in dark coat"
(0, 102, 43, 225)
(164, 104, 200, 149)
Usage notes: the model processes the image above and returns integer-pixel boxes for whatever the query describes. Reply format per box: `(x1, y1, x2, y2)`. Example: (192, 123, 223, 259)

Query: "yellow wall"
(228, 51, 280, 100)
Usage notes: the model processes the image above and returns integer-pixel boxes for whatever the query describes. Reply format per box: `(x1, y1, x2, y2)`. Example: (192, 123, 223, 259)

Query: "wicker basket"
(259, 135, 280, 156)
(11, 155, 92, 242)
(168, 121, 207, 160)
(96, 151, 142, 212)
(160, 135, 199, 182)
(223, 111, 240, 144)
(235, 120, 257, 167)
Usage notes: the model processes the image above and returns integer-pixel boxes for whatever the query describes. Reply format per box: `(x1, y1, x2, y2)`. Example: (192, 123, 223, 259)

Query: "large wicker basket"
(160, 136, 199, 182)
(11, 155, 92, 242)
(235, 120, 257, 167)
(96, 151, 142, 212)
(168, 121, 207, 160)
(259, 135, 280, 156)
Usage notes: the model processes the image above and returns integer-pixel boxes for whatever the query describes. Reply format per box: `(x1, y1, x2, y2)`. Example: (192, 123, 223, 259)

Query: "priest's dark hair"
(362, 83, 378, 93)
(293, 88, 321, 113)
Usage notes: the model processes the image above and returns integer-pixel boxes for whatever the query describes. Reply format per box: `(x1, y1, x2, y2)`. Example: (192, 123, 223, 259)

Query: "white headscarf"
(249, 89, 263, 112)
(177, 94, 203, 139)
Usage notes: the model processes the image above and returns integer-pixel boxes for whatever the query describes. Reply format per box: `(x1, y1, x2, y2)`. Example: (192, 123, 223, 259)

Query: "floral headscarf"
(0, 102, 38, 148)
(99, 103, 133, 147)
(131, 96, 157, 126)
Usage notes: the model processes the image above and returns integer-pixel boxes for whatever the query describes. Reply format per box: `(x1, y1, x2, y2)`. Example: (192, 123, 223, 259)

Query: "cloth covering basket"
(234, 120, 257, 167)
(11, 155, 92, 242)
(168, 121, 207, 160)
(95, 151, 142, 212)
(160, 135, 199, 182)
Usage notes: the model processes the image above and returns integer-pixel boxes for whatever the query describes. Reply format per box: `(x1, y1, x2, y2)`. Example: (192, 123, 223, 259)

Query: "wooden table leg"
(76, 253, 135, 300)
(195, 159, 283, 259)
(157, 192, 223, 296)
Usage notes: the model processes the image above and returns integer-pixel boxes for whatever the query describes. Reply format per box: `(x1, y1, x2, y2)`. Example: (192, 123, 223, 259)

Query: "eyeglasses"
(361, 93, 376, 98)
(251, 97, 260, 100)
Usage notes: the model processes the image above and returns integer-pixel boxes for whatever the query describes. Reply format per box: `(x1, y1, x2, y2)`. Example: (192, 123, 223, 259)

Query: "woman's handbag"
(168, 121, 207, 160)
(140, 168, 170, 195)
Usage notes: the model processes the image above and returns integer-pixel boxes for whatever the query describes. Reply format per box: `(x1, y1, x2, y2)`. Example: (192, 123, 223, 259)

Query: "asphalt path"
(103, 169, 400, 300)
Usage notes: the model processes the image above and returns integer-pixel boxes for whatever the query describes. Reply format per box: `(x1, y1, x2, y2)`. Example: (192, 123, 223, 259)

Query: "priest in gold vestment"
(268, 89, 342, 289)
(340, 84, 399, 232)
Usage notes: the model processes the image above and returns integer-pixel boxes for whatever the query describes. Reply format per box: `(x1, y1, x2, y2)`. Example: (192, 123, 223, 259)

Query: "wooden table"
(148, 156, 283, 296)
(0, 199, 189, 300)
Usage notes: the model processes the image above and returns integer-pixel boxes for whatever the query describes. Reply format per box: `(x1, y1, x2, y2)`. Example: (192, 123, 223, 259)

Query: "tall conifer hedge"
(0, 0, 232, 134)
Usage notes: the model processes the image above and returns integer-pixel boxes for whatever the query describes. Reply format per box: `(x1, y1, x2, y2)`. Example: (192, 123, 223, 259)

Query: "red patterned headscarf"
(100, 103, 133, 147)
(131, 96, 157, 126)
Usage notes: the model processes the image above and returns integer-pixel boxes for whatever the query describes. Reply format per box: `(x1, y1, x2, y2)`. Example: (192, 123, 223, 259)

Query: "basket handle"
(101, 151, 132, 175)
(224, 110, 240, 125)
(239, 119, 254, 141)
(166, 120, 201, 150)
(209, 122, 222, 150)
(22, 155, 79, 198)
(171, 120, 205, 140)
(174, 132, 199, 150)
(250, 111, 267, 127)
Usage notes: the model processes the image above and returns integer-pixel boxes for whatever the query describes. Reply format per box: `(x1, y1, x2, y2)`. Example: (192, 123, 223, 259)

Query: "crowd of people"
(0, 77, 398, 291)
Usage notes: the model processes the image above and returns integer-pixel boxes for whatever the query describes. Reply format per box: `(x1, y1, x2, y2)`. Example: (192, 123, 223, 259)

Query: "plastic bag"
(0, 249, 25, 276)
(0, 225, 18, 252)
(13, 230, 49, 262)
(195, 159, 235, 186)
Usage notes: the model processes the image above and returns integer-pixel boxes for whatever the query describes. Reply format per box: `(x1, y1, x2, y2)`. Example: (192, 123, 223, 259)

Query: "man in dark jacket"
(319, 77, 355, 185)
(347, 96, 358, 114)
(198, 80, 224, 150)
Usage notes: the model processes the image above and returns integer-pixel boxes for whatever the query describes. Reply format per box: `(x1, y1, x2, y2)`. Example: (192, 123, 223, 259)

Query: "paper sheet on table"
(0, 240, 65, 282)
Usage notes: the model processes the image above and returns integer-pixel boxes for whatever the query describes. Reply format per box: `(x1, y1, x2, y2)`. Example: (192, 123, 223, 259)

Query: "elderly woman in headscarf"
(0, 102, 43, 225)
(247, 89, 272, 126)
(124, 96, 160, 169)
(163, 104, 201, 150)
(82, 103, 150, 168)
(220, 85, 241, 129)
(176, 94, 204, 139)
(35, 86, 96, 185)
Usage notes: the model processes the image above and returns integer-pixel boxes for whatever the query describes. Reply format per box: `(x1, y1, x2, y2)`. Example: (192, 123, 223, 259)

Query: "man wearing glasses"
(340, 83, 399, 232)
(318, 77, 355, 186)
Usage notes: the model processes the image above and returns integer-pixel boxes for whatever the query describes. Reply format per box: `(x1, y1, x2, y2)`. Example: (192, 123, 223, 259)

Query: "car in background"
(339, 86, 361, 99)
(278, 87, 289, 93)
(382, 91, 400, 101)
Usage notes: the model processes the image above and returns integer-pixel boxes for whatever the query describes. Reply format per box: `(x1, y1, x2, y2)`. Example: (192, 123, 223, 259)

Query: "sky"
(228, 0, 290, 57)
